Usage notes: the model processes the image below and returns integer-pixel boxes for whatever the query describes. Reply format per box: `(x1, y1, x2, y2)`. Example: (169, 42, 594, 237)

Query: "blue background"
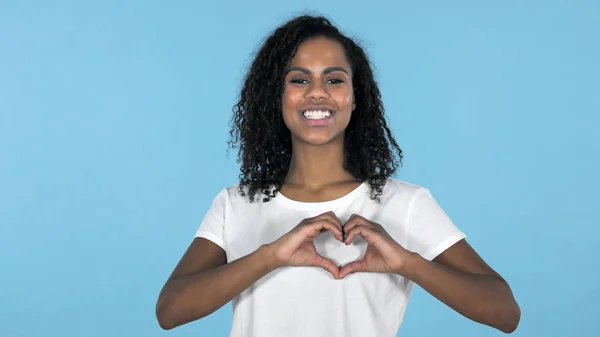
(1, 1, 598, 336)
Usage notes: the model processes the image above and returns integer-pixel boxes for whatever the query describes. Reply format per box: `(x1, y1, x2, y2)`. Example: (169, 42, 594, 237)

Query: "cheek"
(281, 87, 302, 113)
(281, 88, 299, 126)
(281, 86, 292, 106)
(336, 88, 354, 110)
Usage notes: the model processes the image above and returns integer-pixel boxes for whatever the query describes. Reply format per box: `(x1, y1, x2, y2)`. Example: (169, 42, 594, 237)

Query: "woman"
(156, 15, 520, 336)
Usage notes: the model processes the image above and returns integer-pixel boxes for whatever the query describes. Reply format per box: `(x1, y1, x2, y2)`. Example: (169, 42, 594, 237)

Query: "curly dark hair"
(228, 14, 403, 202)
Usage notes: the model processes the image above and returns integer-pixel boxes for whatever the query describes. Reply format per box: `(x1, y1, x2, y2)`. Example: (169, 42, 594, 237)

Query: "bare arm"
(156, 238, 278, 330)
(156, 212, 344, 330)
(401, 239, 521, 333)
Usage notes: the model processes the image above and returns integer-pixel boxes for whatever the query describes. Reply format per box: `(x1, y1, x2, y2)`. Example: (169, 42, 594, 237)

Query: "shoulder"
(382, 179, 454, 221)
(215, 184, 244, 202)
(381, 178, 429, 201)
(215, 183, 273, 205)
(363, 178, 431, 213)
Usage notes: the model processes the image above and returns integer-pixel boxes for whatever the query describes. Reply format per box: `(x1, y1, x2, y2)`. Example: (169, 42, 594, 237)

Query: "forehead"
(289, 36, 350, 69)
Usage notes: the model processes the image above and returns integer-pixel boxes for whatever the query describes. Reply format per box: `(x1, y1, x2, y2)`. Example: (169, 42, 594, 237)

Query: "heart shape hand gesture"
(267, 211, 414, 279)
(338, 213, 413, 278)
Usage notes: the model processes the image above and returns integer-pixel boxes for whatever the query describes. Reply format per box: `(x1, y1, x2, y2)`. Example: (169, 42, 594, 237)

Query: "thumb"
(339, 260, 367, 279)
(310, 253, 340, 279)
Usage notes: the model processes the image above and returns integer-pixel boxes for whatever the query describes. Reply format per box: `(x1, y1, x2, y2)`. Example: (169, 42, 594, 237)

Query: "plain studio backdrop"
(1, 1, 598, 336)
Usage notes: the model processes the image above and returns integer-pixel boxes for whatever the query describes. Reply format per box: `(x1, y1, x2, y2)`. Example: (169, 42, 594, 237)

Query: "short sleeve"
(405, 188, 466, 261)
(194, 188, 227, 249)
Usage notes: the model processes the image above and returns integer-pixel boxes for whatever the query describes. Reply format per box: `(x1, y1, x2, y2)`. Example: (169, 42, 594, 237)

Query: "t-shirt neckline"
(272, 181, 369, 210)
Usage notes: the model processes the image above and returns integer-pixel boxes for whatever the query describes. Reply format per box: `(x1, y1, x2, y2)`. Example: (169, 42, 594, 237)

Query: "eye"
(290, 78, 309, 84)
(327, 78, 344, 84)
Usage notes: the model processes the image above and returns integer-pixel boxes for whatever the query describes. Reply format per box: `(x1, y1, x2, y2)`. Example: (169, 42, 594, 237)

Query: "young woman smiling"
(156, 15, 521, 337)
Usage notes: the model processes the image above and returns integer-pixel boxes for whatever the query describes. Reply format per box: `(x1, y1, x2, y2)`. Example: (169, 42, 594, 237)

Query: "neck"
(284, 135, 357, 189)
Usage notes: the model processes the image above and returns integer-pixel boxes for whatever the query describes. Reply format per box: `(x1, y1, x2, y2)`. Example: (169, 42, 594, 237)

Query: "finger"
(312, 212, 343, 239)
(305, 219, 343, 241)
(320, 220, 344, 241)
(343, 213, 372, 233)
(311, 253, 341, 279)
(339, 260, 367, 278)
(344, 224, 377, 245)
(317, 211, 343, 233)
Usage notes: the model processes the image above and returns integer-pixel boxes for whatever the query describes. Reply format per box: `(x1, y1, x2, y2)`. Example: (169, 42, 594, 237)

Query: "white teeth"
(302, 110, 332, 119)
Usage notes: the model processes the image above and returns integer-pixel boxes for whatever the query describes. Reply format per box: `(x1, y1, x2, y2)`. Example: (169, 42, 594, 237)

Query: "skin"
(155, 36, 521, 333)
(280, 36, 359, 196)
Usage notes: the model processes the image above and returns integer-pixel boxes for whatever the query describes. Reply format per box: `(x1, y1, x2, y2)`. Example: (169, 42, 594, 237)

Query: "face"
(281, 36, 356, 146)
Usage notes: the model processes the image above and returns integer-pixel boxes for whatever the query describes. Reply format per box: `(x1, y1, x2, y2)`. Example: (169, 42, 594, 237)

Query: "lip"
(300, 105, 336, 127)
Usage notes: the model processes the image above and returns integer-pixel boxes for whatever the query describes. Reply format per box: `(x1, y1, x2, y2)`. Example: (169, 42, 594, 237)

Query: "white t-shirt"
(195, 178, 466, 337)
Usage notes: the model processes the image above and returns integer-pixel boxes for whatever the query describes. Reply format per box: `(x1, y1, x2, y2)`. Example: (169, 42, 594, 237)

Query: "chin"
(296, 131, 343, 146)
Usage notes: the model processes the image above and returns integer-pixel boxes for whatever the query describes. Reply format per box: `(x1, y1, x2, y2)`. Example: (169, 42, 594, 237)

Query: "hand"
(339, 214, 414, 279)
(266, 211, 344, 279)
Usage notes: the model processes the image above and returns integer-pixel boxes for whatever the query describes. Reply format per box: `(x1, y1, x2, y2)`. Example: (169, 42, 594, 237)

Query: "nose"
(306, 81, 330, 100)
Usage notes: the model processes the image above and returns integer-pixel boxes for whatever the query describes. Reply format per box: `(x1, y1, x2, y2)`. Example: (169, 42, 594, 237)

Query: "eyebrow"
(286, 66, 349, 75)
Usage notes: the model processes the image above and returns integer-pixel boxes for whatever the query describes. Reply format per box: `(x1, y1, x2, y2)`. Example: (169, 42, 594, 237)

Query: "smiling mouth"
(301, 108, 336, 120)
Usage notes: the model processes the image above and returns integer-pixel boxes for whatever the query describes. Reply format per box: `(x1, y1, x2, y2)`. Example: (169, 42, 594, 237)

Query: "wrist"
(257, 244, 283, 272)
(396, 250, 422, 278)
